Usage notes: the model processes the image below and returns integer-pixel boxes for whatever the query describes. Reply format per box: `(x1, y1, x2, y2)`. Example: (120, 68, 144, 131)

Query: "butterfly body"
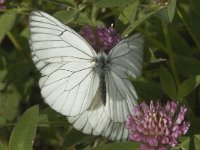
(95, 51, 109, 105)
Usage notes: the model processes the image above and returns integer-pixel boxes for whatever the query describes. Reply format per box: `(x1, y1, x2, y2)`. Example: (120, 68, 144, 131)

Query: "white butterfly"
(29, 11, 144, 141)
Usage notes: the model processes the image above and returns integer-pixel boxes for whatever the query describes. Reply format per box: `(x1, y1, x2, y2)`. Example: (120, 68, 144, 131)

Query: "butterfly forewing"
(103, 34, 144, 122)
(29, 11, 99, 116)
(29, 11, 96, 63)
(109, 33, 144, 78)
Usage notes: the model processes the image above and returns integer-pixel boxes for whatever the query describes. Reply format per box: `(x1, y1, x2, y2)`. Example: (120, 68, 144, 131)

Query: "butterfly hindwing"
(68, 89, 129, 141)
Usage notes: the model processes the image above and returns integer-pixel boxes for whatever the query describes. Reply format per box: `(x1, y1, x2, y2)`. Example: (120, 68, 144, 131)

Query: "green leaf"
(159, 66, 177, 99)
(9, 105, 39, 150)
(178, 75, 200, 99)
(93, 142, 140, 150)
(75, 12, 92, 25)
(6, 59, 32, 83)
(122, 8, 161, 36)
(54, 10, 93, 25)
(94, 0, 137, 8)
(0, 138, 8, 150)
(118, 0, 139, 25)
(175, 56, 200, 77)
(0, 143, 2, 150)
(20, 27, 29, 39)
(194, 135, 200, 150)
(0, 13, 16, 42)
(179, 136, 191, 150)
(188, 0, 200, 44)
(0, 70, 7, 82)
(53, 10, 79, 24)
(0, 85, 20, 122)
(189, 118, 200, 135)
(170, 31, 192, 56)
(47, 0, 75, 6)
(134, 77, 163, 100)
(0, 83, 6, 91)
(63, 129, 93, 147)
(156, 0, 177, 23)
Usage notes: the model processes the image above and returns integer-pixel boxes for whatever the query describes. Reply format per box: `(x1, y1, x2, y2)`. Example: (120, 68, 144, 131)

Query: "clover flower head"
(126, 100, 190, 150)
(80, 25, 120, 53)
(0, 0, 6, 10)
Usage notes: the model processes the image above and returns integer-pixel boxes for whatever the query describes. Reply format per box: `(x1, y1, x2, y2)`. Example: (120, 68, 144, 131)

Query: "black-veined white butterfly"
(29, 11, 144, 141)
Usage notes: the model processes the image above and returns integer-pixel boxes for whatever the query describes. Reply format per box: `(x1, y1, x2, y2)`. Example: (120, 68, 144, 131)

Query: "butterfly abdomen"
(99, 70, 106, 105)
(96, 52, 108, 105)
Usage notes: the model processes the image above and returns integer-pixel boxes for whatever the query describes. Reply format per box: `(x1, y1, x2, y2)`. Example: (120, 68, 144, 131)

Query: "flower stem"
(6, 31, 22, 51)
(91, 6, 98, 25)
(162, 22, 180, 88)
(177, 9, 200, 51)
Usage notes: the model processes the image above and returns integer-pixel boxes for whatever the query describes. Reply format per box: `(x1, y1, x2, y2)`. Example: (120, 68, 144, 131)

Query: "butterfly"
(29, 11, 144, 141)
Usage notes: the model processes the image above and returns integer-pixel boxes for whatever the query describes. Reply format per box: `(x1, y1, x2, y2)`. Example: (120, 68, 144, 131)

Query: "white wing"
(29, 11, 99, 116)
(29, 11, 96, 63)
(68, 89, 129, 141)
(103, 34, 144, 122)
(109, 33, 144, 78)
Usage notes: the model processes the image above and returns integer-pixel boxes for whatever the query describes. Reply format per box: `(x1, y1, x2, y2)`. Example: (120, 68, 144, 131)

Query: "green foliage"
(118, 0, 139, 25)
(175, 56, 200, 77)
(0, 13, 16, 42)
(156, 0, 177, 23)
(159, 66, 177, 99)
(178, 75, 200, 99)
(194, 135, 200, 150)
(179, 136, 191, 150)
(93, 142, 140, 150)
(0, 0, 200, 149)
(0, 85, 20, 123)
(94, 0, 137, 8)
(9, 106, 39, 150)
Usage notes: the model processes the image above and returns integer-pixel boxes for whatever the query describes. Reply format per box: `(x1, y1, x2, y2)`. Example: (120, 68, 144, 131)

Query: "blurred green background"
(0, 0, 200, 149)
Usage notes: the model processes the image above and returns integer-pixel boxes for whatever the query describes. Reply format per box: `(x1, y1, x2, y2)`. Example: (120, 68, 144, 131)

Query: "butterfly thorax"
(96, 51, 109, 105)
(96, 51, 108, 69)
